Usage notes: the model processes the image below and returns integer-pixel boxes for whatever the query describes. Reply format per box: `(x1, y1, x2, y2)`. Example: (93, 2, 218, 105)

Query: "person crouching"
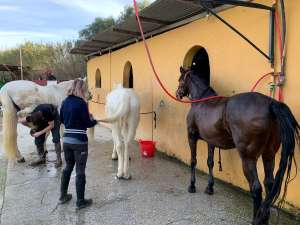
(18, 104, 62, 167)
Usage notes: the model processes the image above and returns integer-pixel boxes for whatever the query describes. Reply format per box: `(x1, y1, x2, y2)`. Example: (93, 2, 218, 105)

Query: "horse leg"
(188, 130, 198, 193)
(122, 131, 131, 180)
(261, 157, 275, 225)
(205, 144, 215, 195)
(241, 158, 263, 224)
(113, 124, 124, 179)
(111, 138, 118, 160)
(122, 139, 130, 180)
(16, 149, 25, 163)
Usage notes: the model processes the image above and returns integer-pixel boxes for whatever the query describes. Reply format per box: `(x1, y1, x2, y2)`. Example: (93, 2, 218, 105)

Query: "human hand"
(18, 117, 26, 124)
(32, 131, 42, 138)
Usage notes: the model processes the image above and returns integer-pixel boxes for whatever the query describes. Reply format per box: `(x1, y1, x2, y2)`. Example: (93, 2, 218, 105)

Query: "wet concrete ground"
(0, 124, 298, 225)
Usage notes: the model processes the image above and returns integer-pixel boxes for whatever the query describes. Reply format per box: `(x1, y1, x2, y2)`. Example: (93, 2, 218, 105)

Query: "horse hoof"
(112, 157, 118, 161)
(17, 157, 26, 163)
(123, 175, 132, 180)
(116, 174, 123, 180)
(204, 186, 214, 195)
(188, 185, 196, 193)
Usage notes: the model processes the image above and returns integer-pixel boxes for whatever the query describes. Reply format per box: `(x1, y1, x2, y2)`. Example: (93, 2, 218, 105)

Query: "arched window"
(123, 61, 134, 88)
(183, 46, 210, 86)
(95, 69, 101, 88)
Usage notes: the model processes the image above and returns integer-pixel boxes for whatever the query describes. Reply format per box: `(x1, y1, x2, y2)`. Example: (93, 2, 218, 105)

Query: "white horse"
(99, 85, 140, 180)
(0, 79, 93, 161)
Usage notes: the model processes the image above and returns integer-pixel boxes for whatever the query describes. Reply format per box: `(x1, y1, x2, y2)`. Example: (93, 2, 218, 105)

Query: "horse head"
(176, 66, 215, 100)
(176, 66, 192, 100)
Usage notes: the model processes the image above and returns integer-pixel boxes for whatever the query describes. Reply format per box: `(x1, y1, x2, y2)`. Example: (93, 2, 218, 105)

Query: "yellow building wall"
(87, 0, 300, 211)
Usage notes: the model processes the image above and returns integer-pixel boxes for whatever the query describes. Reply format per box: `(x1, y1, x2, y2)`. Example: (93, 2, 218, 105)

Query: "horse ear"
(180, 66, 185, 74)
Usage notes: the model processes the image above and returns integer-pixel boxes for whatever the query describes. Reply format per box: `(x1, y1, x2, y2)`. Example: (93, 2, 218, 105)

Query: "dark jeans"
(63, 143, 88, 176)
(35, 115, 60, 148)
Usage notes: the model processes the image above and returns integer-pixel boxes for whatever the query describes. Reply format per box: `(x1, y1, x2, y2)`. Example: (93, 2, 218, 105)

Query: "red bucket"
(139, 140, 156, 158)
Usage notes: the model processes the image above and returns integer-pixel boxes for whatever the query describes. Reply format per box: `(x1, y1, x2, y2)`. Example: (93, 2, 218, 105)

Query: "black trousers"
(35, 114, 61, 148)
(63, 143, 88, 176)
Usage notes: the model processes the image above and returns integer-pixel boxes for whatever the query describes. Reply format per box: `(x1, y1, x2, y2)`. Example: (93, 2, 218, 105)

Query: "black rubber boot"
(29, 145, 46, 167)
(59, 170, 72, 204)
(54, 142, 62, 168)
(76, 174, 92, 210)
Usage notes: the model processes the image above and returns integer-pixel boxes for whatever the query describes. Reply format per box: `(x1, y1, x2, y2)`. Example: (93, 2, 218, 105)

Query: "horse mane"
(189, 71, 217, 98)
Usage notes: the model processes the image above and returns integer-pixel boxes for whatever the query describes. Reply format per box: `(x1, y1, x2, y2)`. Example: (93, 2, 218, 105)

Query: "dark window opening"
(190, 48, 210, 86)
(95, 69, 101, 88)
(123, 62, 134, 88)
(128, 67, 133, 88)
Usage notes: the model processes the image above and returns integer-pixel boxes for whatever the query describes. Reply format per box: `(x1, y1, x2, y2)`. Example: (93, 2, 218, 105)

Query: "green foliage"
(0, 41, 86, 80)
(79, 17, 115, 41)
(79, 0, 150, 40)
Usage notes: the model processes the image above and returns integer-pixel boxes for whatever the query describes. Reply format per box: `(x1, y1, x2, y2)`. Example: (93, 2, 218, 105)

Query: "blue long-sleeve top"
(60, 95, 97, 142)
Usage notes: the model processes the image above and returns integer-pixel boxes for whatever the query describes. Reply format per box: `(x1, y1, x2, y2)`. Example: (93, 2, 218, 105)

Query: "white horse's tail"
(87, 127, 95, 142)
(1, 89, 18, 160)
(99, 97, 130, 123)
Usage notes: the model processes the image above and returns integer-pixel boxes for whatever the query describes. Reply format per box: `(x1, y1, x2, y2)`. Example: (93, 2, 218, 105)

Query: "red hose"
(133, 0, 284, 102)
(250, 72, 274, 92)
(133, 0, 226, 104)
(251, 9, 285, 102)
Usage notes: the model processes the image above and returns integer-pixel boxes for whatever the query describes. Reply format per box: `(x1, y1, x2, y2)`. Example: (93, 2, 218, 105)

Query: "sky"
(0, 0, 154, 50)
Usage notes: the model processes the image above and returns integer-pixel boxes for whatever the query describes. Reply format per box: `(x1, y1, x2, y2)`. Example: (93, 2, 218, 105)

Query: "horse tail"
(256, 100, 300, 223)
(99, 96, 130, 123)
(87, 127, 95, 142)
(0, 89, 18, 160)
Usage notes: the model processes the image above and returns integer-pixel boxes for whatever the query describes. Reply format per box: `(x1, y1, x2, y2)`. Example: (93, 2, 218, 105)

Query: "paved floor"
(0, 124, 298, 225)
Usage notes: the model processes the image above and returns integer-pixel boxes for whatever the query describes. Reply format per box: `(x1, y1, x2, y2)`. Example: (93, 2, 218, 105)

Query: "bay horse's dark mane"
(188, 70, 217, 99)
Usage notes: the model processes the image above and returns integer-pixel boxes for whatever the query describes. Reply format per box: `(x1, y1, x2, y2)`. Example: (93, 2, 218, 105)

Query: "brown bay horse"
(175, 67, 299, 225)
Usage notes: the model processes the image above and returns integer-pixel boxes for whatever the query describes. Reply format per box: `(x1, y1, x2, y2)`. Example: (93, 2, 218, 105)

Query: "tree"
(79, 17, 115, 41)
(0, 41, 86, 80)
(117, 0, 150, 23)
(79, 0, 150, 40)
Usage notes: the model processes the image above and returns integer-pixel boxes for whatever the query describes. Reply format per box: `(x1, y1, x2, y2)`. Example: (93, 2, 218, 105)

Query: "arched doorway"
(95, 68, 101, 88)
(183, 46, 210, 86)
(123, 61, 133, 88)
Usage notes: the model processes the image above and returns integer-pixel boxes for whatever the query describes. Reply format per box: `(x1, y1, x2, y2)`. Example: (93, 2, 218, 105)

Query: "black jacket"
(60, 95, 97, 142)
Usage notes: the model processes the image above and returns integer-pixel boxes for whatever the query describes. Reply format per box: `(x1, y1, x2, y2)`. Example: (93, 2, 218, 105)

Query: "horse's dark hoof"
(112, 158, 118, 161)
(17, 157, 26, 163)
(116, 175, 122, 180)
(123, 175, 132, 180)
(188, 185, 196, 193)
(204, 186, 214, 195)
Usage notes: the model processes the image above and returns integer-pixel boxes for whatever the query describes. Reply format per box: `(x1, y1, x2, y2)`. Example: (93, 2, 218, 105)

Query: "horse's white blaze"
(0, 79, 91, 160)
(102, 85, 140, 178)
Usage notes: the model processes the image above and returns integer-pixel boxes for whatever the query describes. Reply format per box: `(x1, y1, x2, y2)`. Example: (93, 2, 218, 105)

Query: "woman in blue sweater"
(59, 79, 97, 210)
